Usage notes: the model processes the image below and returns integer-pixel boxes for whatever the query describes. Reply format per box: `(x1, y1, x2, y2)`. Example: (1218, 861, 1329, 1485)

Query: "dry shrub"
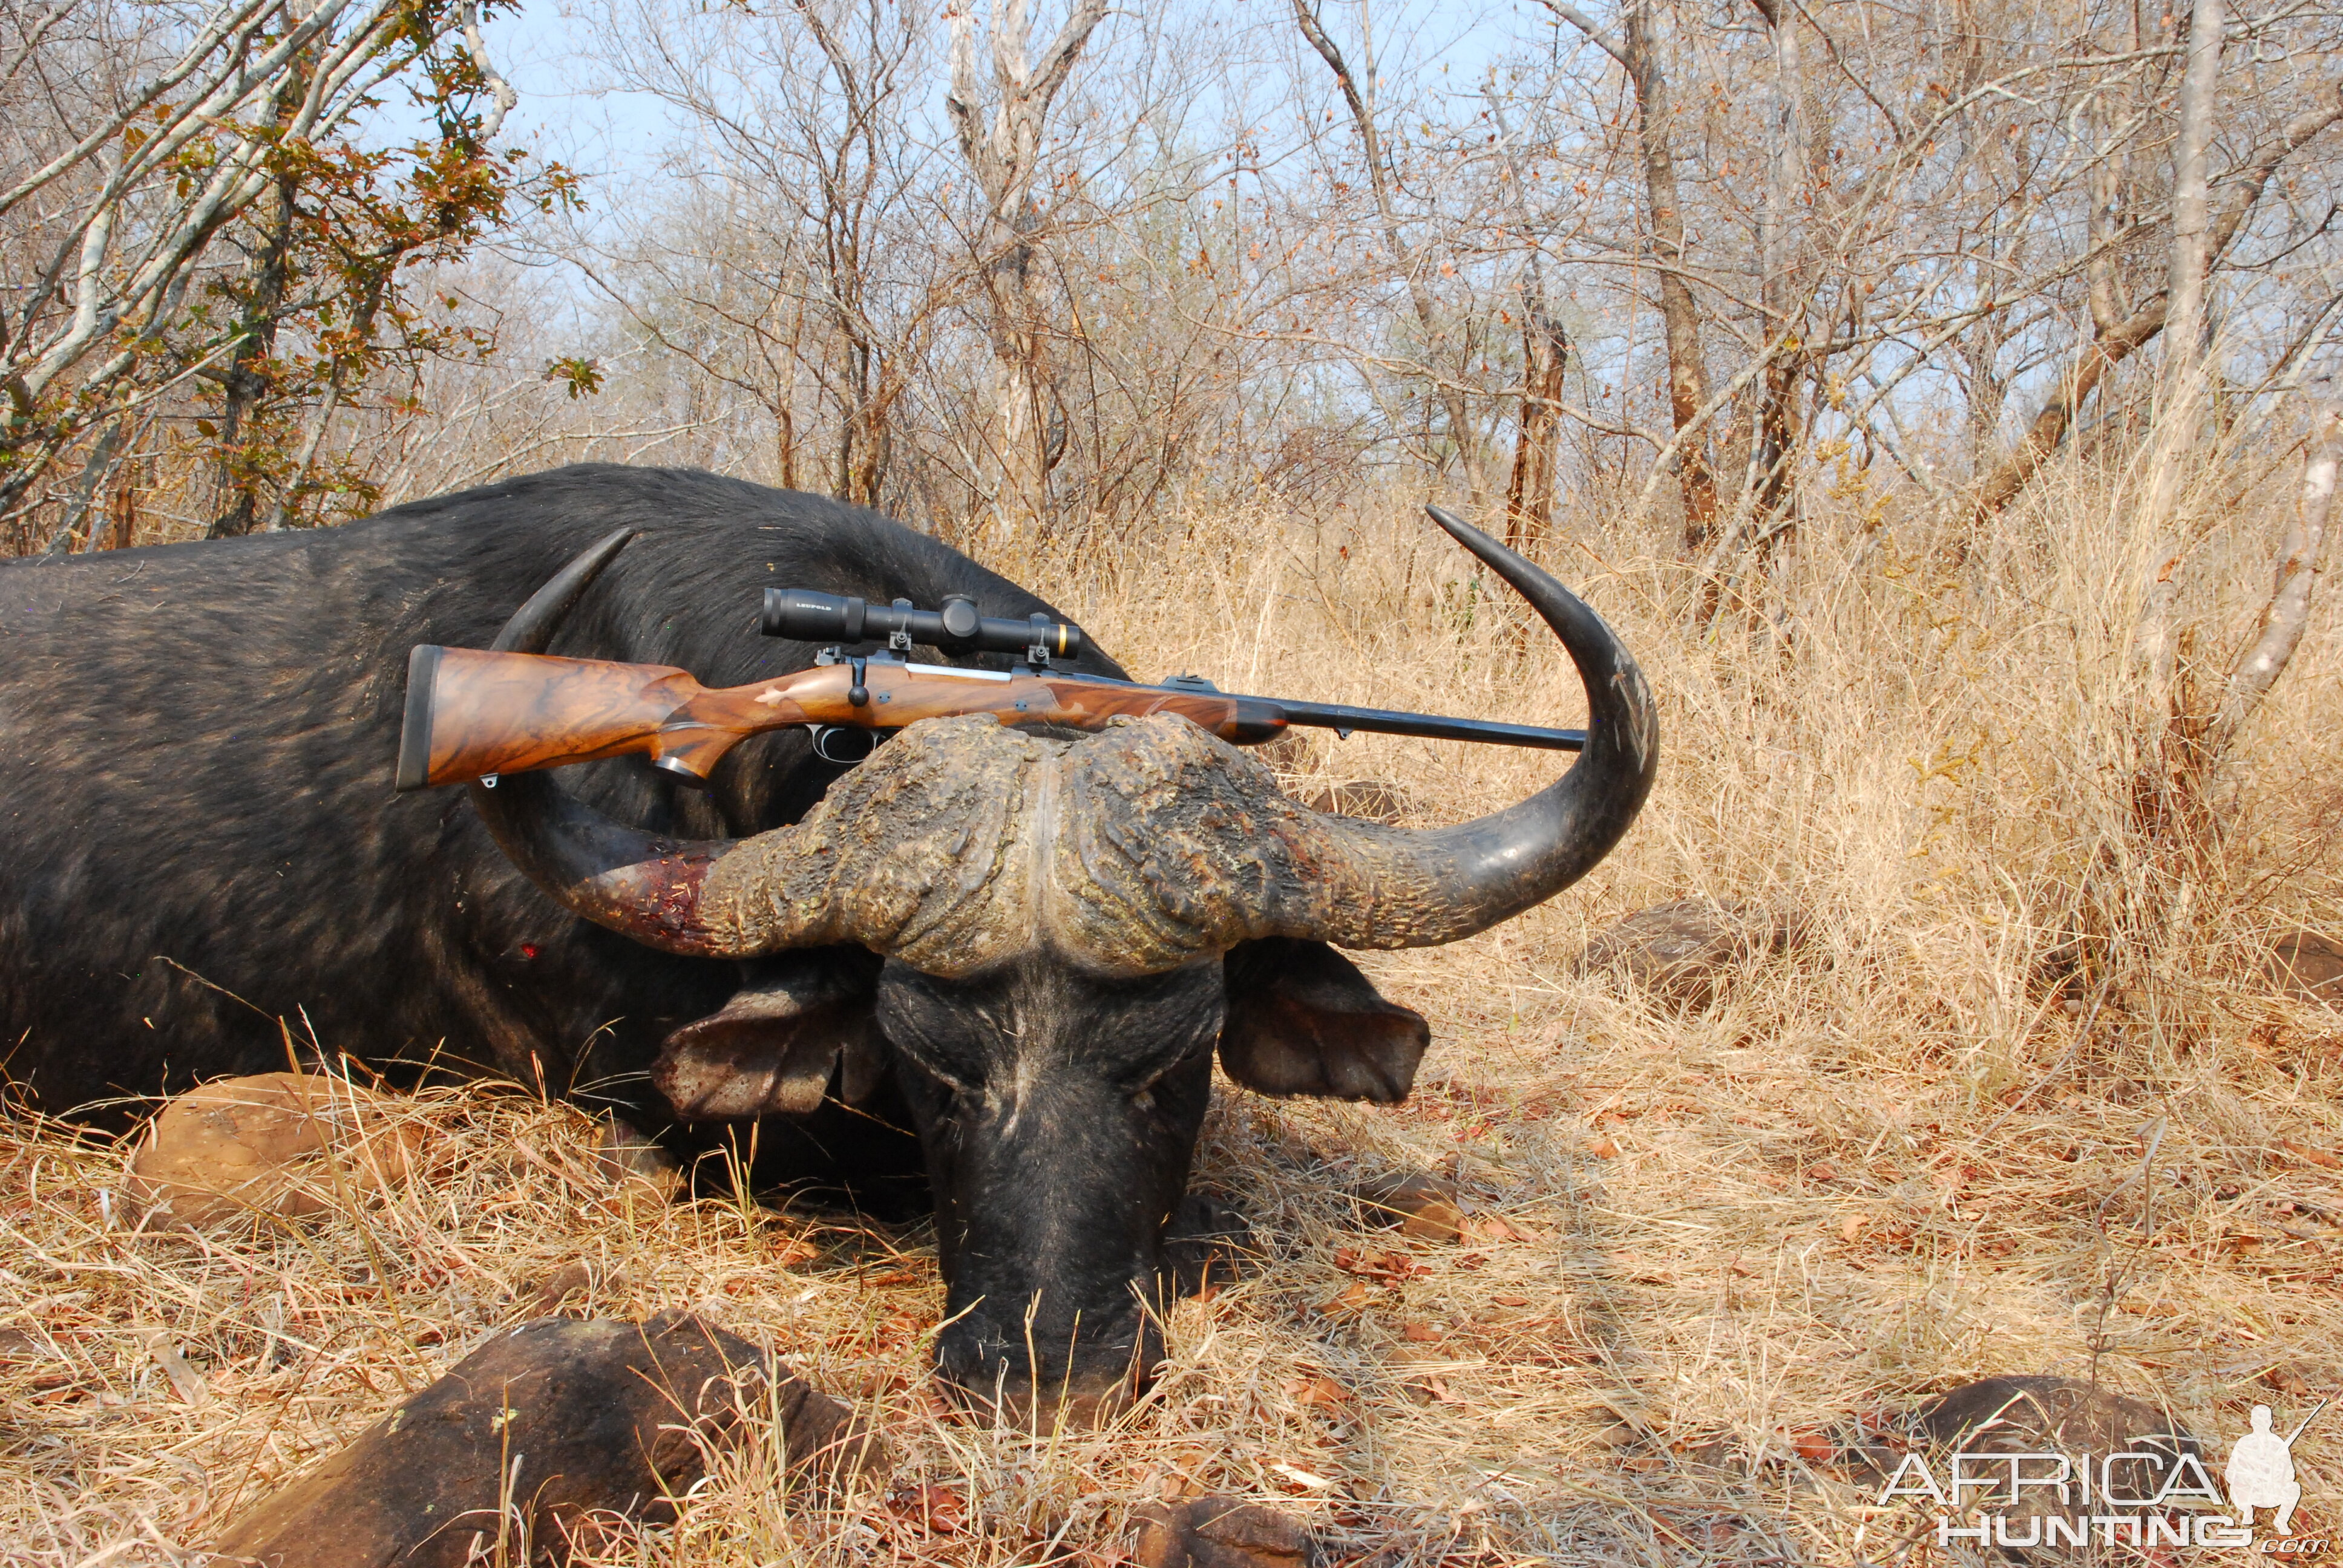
(6, 460, 2342, 1564)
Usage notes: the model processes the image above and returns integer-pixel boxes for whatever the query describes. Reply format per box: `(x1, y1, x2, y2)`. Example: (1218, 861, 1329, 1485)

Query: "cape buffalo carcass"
(0, 462, 1656, 1420)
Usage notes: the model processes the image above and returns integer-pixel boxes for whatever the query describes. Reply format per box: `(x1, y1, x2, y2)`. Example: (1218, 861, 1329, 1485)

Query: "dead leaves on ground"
(2279, 1135, 2342, 1170)
(1332, 1248, 1418, 1285)
(884, 1481, 969, 1538)
(1314, 1247, 1414, 1318)
(1282, 1373, 1351, 1414)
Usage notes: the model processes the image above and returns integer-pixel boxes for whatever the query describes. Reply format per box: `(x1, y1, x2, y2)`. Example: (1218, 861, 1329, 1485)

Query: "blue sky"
(456, 0, 1572, 207)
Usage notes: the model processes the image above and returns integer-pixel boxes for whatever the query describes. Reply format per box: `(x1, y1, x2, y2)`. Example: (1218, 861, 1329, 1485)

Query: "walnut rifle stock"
(396, 646, 1288, 791)
(395, 647, 1587, 793)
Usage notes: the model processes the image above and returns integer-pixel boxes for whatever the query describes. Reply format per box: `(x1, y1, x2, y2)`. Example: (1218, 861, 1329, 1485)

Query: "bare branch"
(2213, 393, 2342, 751)
(459, 0, 519, 144)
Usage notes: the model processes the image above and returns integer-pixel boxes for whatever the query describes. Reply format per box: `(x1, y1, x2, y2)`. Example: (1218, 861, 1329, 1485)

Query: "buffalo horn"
(464, 530, 819, 958)
(1257, 506, 1656, 949)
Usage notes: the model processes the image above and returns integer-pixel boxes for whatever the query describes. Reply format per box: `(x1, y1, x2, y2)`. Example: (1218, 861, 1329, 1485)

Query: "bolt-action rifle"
(396, 520, 1585, 793)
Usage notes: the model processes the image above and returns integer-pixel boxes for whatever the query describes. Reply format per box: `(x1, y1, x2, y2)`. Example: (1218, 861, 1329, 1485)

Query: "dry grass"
(7, 457, 2343, 1565)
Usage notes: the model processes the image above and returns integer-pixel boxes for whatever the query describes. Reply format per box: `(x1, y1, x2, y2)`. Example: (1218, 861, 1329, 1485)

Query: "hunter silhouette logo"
(2228, 1402, 2322, 1537)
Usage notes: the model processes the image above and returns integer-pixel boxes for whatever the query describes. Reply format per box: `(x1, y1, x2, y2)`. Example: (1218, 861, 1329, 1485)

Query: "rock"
(1916, 1374, 2198, 1539)
(210, 1311, 885, 1567)
(1357, 1174, 1466, 1242)
(2269, 933, 2343, 1004)
(1135, 1495, 1314, 1568)
(1571, 899, 1809, 1008)
(1919, 1374, 2194, 1456)
(128, 1072, 419, 1229)
(588, 1113, 684, 1200)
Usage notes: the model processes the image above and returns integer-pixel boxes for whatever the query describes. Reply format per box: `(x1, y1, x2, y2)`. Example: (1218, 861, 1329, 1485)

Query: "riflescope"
(761, 588, 1084, 662)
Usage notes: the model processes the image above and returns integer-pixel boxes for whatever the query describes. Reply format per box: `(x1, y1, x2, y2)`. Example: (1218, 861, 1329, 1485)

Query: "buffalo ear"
(1217, 938, 1430, 1102)
(652, 949, 885, 1120)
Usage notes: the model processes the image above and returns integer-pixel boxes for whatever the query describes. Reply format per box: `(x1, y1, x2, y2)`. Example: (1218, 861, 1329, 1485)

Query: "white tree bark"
(2134, 0, 2227, 710)
(2212, 393, 2341, 752)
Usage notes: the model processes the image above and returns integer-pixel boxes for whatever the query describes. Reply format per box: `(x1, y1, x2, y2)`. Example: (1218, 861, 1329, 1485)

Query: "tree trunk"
(1543, 0, 1720, 546)
(208, 173, 298, 540)
(945, 0, 1106, 543)
(1621, 4, 1717, 548)
(2134, 0, 2226, 720)
(997, 322, 1050, 531)
(1745, 0, 1803, 537)
(1505, 289, 1568, 549)
(41, 419, 124, 554)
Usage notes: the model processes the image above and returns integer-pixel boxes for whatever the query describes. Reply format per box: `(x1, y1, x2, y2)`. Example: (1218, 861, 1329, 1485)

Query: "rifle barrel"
(1040, 668, 1584, 752)
(1270, 698, 1585, 751)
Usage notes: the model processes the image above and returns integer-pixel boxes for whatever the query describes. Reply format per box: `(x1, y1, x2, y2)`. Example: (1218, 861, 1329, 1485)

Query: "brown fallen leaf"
(1587, 1135, 1621, 1159)
(1332, 1248, 1418, 1284)
(886, 1483, 966, 1536)
(1400, 1321, 1441, 1343)
(2280, 1137, 2342, 1170)
(1404, 1373, 1459, 1405)
(145, 1334, 209, 1406)
(1282, 1374, 1350, 1412)
(514, 1260, 597, 1320)
(1316, 1280, 1370, 1317)
(1357, 1174, 1467, 1242)
(1461, 1213, 1538, 1244)
(1840, 1212, 1866, 1244)
(765, 1232, 823, 1267)
(1807, 1161, 1839, 1182)
(1788, 1429, 1835, 1464)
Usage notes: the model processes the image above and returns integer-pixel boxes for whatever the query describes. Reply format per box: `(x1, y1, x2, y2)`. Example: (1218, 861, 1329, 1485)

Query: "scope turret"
(761, 588, 1084, 662)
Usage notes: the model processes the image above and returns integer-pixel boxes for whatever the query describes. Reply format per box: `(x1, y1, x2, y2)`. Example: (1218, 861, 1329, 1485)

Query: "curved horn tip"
(1253, 498, 1658, 948)
(1423, 502, 1488, 551)
(1422, 503, 1570, 593)
(490, 527, 638, 655)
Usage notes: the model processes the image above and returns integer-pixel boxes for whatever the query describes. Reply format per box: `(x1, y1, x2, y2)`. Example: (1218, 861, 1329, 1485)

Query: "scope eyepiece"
(761, 587, 1084, 662)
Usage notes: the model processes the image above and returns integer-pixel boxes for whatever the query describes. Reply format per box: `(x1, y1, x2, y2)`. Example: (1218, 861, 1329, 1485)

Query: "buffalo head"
(463, 513, 1656, 1423)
